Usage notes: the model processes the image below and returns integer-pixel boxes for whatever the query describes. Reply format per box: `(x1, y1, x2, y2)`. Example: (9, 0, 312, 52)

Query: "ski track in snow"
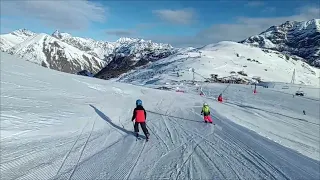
(1, 52, 320, 180)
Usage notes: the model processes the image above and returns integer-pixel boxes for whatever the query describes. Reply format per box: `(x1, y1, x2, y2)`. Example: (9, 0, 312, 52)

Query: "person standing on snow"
(132, 99, 150, 140)
(201, 103, 214, 124)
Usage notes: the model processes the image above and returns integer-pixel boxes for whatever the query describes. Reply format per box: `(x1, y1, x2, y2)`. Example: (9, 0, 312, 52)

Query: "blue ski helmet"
(136, 99, 142, 106)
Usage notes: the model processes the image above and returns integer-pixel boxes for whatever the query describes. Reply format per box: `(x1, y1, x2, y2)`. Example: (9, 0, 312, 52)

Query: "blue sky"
(1, 0, 319, 47)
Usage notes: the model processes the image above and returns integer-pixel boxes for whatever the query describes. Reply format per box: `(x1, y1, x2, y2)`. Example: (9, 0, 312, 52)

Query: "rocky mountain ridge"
(239, 19, 320, 67)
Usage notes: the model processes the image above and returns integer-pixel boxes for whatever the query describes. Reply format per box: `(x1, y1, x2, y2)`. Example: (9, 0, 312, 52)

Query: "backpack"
(202, 105, 210, 114)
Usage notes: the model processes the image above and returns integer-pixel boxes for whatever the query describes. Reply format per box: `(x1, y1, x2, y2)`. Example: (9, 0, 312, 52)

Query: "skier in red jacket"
(132, 99, 150, 140)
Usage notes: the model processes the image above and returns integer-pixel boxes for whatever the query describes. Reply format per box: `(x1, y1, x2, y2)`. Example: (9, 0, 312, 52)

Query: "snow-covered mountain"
(239, 19, 320, 67)
(0, 29, 36, 51)
(52, 30, 176, 77)
(1, 19, 319, 81)
(52, 30, 176, 64)
(1, 29, 176, 75)
(52, 30, 116, 61)
(6, 33, 107, 74)
(94, 39, 177, 79)
(118, 41, 320, 87)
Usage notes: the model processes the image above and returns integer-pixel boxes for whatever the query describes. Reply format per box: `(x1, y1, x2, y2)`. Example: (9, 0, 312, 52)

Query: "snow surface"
(119, 41, 320, 87)
(1, 52, 319, 179)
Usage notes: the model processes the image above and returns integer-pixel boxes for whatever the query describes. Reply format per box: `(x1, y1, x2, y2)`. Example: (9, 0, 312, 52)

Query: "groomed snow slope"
(119, 41, 320, 87)
(1, 52, 319, 180)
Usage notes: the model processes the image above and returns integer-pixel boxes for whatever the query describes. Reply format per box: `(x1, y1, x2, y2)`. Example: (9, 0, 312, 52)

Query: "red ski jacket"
(132, 105, 147, 122)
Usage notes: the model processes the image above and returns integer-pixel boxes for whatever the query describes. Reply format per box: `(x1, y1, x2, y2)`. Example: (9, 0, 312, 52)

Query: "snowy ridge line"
(223, 101, 320, 126)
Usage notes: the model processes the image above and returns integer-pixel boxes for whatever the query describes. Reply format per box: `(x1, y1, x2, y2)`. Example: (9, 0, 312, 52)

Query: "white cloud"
(106, 29, 135, 37)
(148, 6, 320, 47)
(0, 0, 107, 30)
(152, 8, 196, 25)
(105, 23, 162, 38)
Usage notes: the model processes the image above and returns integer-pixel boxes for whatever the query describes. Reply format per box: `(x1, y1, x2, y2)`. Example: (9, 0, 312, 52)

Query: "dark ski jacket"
(132, 105, 147, 122)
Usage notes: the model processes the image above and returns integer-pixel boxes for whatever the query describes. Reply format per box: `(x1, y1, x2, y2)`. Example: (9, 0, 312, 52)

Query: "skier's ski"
(204, 121, 215, 125)
(135, 132, 141, 141)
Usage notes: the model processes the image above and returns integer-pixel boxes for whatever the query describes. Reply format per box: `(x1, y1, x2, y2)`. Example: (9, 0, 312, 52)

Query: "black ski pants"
(134, 122, 149, 136)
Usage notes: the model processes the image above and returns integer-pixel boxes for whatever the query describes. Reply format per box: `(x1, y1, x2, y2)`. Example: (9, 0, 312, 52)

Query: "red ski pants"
(204, 115, 213, 123)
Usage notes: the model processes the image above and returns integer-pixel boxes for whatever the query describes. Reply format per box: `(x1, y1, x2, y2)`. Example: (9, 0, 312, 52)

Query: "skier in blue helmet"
(136, 99, 142, 106)
(132, 99, 149, 140)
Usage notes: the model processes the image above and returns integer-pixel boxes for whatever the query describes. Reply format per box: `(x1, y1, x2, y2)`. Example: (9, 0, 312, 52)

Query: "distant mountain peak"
(11, 28, 36, 37)
(52, 29, 61, 38)
(5, 32, 107, 74)
(116, 37, 139, 44)
(240, 19, 320, 67)
(52, 30, 72, 39)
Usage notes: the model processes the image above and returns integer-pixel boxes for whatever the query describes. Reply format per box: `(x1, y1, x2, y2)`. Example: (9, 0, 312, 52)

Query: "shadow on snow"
(146, 110, 204, 123)
(89, 104, 138, 138)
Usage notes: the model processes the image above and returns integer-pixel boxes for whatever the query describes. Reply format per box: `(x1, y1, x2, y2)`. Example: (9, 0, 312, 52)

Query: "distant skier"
(132, 99, 150, 140)
(201, 103, 213, 124)
(199, 87, 205, 96)
(218, 93, 223, 102)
